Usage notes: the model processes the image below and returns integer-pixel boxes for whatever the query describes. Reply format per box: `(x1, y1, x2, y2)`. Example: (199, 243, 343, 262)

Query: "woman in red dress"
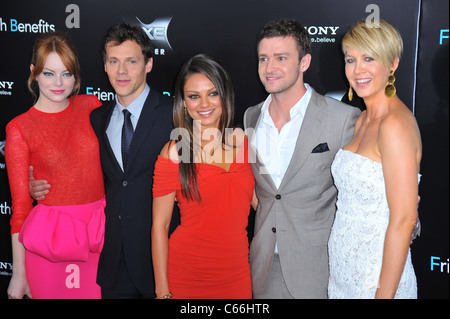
(152, 54, 256, 299)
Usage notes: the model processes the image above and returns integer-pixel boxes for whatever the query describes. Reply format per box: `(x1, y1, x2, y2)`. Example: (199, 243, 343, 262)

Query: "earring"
(184, 106, 188, 119)
(348, 86, 353, 101)
(385, 70, 396, 97)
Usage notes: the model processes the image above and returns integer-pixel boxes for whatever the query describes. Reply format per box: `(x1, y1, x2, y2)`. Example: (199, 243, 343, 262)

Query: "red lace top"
(5, 95, 104, 234)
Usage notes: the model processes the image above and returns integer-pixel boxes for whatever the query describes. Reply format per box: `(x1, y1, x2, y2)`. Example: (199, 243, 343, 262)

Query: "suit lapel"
(125, 90, 160, 169)
(246, 103, 278, 191)
(278, 89, 326, 189)
(99, 101, 123, 174)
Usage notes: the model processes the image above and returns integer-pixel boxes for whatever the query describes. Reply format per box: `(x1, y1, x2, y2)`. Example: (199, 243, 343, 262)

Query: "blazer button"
(272, 227, 276, 233)
(275, 194, 281, 200)
(122, 180, 128, 187)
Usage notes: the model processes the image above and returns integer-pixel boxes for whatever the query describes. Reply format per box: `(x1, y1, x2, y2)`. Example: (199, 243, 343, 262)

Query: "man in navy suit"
(90, 23, 177, 298)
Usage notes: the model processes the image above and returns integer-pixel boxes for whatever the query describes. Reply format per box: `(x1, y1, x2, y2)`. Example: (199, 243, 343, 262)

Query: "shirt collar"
(115, 84, 150, 118)
(261, 83, 312, 125)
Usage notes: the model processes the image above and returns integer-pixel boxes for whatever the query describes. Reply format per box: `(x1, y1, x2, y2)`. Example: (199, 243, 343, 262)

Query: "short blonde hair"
(342, 19, 403, 69)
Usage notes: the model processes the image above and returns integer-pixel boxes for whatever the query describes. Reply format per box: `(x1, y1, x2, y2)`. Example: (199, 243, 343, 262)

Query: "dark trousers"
(100, 248, 155, 299)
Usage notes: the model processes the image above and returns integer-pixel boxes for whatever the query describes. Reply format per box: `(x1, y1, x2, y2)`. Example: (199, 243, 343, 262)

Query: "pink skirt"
(19, 197, 106, 299)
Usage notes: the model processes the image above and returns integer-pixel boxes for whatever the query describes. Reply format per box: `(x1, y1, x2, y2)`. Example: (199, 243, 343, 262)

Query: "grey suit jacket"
(244, 88, 360, 298)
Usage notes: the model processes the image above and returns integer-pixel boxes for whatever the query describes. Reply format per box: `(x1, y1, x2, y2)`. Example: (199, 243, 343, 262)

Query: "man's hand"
(28, 166, 50, 201)
(410, 196, 421, 244)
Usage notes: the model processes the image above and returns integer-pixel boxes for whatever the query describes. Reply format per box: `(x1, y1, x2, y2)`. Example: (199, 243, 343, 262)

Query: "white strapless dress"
(328, 149, 418, 299)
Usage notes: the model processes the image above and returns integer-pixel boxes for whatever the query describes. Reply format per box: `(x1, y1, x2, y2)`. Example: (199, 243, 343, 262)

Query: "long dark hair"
(172, 54, 235, 201)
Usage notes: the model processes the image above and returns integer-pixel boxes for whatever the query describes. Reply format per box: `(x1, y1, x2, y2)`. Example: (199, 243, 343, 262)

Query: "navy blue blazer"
(90, 88, 177, 295)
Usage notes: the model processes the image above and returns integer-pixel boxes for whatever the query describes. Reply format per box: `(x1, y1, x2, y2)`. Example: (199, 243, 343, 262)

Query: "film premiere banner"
(412, 0, 449, 299)
(0, 0, 448, 301)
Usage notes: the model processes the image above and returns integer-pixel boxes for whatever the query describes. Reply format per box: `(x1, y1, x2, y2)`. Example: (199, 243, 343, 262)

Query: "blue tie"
(121, 109, 134, 169)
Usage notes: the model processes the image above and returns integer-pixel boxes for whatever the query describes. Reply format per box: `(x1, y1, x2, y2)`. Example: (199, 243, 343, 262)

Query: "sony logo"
(304, 26, 339, 36)
(0, 262, 12, 271)
(0, 81, 14, 90)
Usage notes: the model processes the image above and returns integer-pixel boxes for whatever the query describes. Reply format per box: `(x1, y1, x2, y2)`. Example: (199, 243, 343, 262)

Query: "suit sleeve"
(340, 107, 360, 147)
(89, 108, 101, 137)
(243, 108, 249, 130)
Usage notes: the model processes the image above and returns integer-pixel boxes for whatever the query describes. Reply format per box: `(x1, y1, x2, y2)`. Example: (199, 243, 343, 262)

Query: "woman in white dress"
(328, 19, 422, 299)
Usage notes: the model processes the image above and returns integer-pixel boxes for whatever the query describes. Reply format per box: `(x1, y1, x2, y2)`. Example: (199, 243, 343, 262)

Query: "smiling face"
(257, 36, 310, 97)
(33, 51, 75, 109)
(344, 46, 398, 103)
(183, 73, 223, 131)
(104, 40, 153, 106)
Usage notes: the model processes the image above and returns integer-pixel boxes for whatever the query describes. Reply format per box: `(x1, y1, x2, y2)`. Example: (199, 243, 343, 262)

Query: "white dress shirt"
(252, 83, 312, 253)
(106, 84, 150, 171)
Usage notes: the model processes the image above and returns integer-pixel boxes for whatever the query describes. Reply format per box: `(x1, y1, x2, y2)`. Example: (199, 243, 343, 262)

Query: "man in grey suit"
(244, 18, 360, 298)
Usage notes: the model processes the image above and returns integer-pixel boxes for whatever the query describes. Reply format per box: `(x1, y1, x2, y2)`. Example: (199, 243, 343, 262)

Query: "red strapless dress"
(153, 138, 254, 299)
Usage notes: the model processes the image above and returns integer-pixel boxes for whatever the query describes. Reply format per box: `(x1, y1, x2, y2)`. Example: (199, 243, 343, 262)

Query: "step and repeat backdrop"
(0, 0, 448, 299)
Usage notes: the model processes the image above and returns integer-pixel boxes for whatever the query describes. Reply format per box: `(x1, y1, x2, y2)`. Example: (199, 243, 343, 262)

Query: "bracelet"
(159, 292, 173, 299)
